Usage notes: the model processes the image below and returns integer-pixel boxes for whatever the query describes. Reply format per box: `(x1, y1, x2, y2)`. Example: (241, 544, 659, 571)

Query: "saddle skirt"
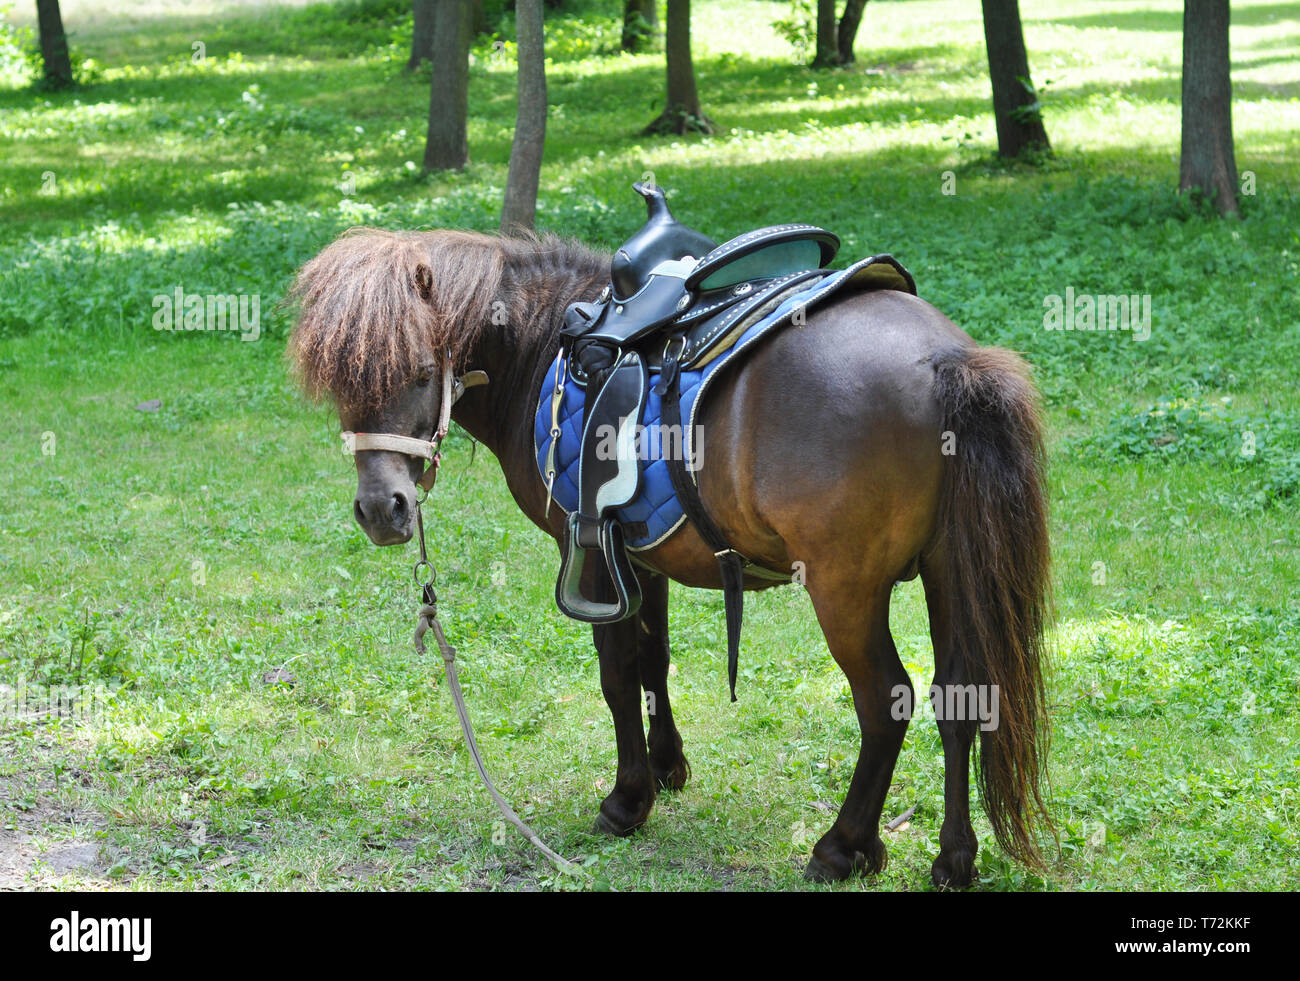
(533, 252, 917, 551)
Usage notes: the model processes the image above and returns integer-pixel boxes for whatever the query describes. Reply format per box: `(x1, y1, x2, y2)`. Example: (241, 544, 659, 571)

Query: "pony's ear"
(413, 263, 433, 302)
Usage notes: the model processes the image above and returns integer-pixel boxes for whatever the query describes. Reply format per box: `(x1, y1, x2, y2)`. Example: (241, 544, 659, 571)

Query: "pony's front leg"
(636, 572, 690, 792)
(589, 561, 656, 836)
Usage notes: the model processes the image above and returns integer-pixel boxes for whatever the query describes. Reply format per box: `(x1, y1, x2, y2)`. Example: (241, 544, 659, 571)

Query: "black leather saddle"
(561, 183, 839, 385)
(551, 183, 848, 699)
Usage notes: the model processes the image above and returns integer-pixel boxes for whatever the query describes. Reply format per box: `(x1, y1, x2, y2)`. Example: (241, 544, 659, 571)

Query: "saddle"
(551, 183, 914, 700)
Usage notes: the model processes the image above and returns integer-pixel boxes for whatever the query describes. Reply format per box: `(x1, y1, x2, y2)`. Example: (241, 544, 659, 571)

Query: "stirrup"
(555, 513, 642, 624)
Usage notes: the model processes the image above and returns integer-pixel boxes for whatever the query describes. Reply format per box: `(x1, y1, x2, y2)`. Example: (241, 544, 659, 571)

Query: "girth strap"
(660, 354, 745, 702)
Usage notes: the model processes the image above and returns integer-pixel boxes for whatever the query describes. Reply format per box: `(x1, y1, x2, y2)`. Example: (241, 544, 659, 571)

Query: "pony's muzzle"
(353, 488, 414, 545)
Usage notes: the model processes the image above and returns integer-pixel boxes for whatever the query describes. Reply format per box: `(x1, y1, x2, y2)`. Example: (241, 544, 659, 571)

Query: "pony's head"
(287, 227, 503, 544)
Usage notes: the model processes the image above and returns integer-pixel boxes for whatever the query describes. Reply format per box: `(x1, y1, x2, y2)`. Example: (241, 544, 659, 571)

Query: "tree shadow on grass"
(2, 11, 1295, 236)
(0, 42, 986, 230)
(22, 0, 407, 67)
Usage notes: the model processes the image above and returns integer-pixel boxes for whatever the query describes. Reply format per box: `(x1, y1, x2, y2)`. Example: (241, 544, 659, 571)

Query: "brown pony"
(287, 227, 1053, 888)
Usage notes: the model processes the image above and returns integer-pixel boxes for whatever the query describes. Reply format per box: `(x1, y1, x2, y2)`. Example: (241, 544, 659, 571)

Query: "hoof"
(593, 796, 650, 837)
(804, 853, 852, 883)
(806, 835, 888, 883)
(592, 812, 639, 837)
(931, 850, 977, 890)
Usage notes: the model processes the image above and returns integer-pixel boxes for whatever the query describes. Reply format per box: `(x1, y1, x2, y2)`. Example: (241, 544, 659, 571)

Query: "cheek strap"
(341, 367, 490, 492)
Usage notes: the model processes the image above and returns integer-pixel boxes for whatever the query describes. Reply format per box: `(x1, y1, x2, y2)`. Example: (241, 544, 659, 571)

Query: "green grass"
(0, 0, 1297, 891)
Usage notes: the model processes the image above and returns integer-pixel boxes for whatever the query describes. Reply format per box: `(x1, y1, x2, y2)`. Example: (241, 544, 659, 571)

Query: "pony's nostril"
(391, 492, 409, 526)
(353, 499, 367, 524)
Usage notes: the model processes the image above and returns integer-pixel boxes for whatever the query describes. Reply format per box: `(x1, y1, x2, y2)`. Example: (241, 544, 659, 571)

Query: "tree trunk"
(981, 0, 1050, 158)
(408, 0, 435, 71)
(424, 0, 470, 171)
(1179, 0, 1238, 215)
(501, 0, 547, 235)
(644, 0, 712, 134)
(35, 0, 73, 89)
(837, 0, 868, 65)
(812, 0, 837, 67)
(622, 0, 657, 52)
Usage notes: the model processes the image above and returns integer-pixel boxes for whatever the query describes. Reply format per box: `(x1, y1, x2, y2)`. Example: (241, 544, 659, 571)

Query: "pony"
(287, 227, 1053, 887)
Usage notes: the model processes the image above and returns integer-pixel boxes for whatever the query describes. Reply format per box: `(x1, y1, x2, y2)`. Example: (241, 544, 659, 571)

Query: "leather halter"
(341, 366, 489, 493)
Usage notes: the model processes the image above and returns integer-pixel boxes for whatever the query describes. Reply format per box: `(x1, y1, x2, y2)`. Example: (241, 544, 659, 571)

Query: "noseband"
(341, 365, 489, 493)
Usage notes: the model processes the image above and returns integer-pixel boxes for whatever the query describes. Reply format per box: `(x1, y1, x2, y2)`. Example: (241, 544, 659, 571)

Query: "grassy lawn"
(0, 0, 1297, 891)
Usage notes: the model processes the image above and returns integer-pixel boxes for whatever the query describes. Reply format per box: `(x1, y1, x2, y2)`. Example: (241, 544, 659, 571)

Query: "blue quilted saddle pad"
(532, 257, 897, 550)
(533, 350, 699, 550)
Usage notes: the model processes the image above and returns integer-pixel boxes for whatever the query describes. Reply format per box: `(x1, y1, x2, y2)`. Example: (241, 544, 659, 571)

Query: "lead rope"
(410, 496, 585, 879)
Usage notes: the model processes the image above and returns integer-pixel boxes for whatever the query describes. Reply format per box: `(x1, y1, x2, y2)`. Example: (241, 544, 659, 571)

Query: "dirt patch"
(0, 728, 114, 891)
(0, 824, 111, 891)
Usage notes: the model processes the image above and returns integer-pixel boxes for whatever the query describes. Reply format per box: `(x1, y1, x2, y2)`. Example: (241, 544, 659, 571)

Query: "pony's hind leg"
(636, 573, 690, 792)
(803, 577, 909, 883)
(921, 552, 979, 889)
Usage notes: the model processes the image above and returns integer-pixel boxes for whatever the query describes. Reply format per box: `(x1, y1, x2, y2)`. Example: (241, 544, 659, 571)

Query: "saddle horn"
(611, 183, 717, 301)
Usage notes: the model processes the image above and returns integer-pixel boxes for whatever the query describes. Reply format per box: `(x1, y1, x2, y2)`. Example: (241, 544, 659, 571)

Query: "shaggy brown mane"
(286, 227, 605, 409)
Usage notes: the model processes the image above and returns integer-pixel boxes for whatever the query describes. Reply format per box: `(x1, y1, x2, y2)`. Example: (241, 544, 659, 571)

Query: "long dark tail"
(931, 345, 1053, 867)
